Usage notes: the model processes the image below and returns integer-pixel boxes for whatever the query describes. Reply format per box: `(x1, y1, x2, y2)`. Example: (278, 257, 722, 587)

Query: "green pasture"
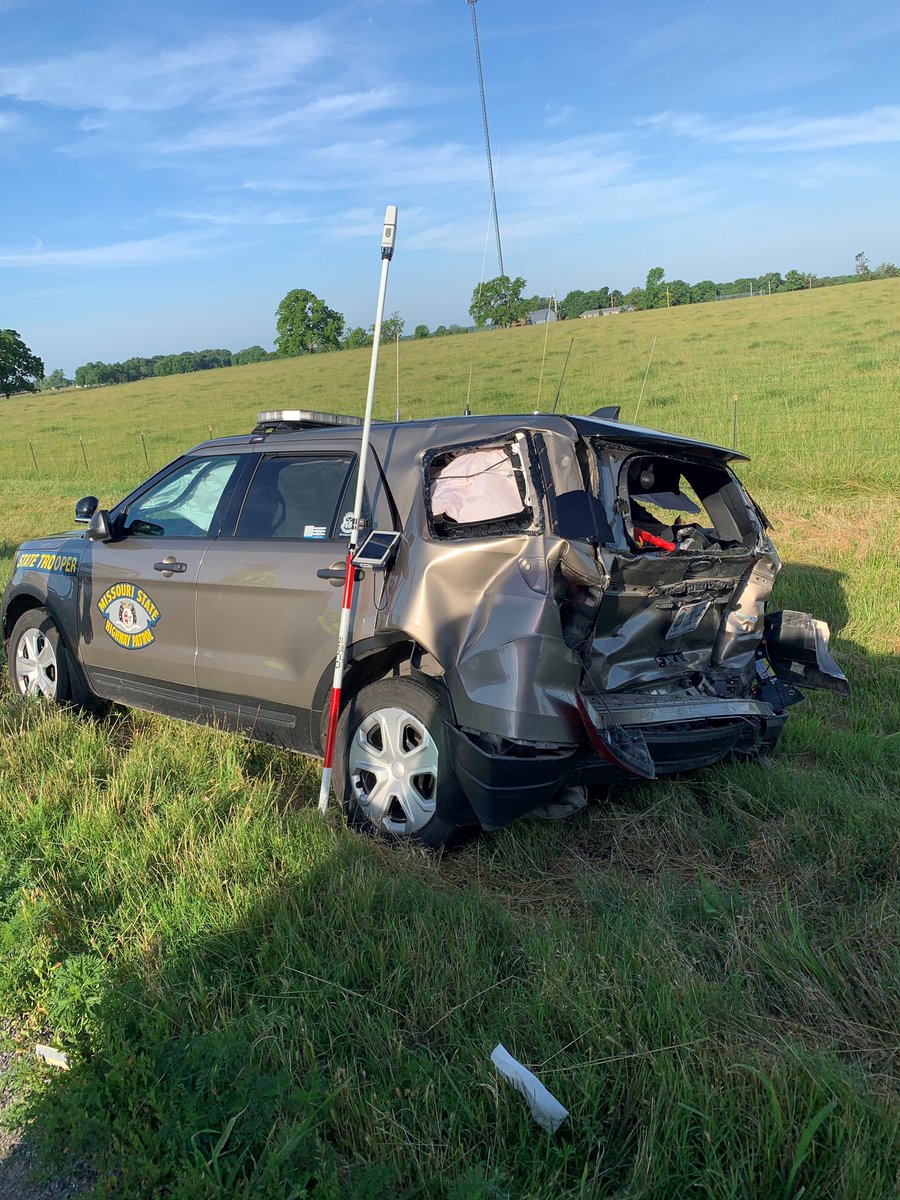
(0, 279, 897, 1197)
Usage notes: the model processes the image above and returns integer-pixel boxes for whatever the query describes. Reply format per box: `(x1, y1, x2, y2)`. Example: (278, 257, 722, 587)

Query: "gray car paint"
(2, 411, 847, 828)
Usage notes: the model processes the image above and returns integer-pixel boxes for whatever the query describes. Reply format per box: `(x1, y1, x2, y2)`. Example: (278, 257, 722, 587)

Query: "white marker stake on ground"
(491, 1043, 568, 1132)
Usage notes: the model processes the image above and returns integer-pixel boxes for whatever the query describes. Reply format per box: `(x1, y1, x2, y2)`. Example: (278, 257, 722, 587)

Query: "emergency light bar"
(253, 410, 363, 433)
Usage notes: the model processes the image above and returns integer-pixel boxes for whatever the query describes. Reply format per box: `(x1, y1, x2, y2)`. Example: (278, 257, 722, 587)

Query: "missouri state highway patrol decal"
(97, 583, 161, 649)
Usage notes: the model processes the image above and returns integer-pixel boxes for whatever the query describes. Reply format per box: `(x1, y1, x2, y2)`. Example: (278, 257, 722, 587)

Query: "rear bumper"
(445, 694, 785, 831)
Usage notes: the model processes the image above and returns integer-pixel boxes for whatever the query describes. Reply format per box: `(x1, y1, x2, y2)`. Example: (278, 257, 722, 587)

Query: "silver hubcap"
(348, 706, 438, 836)
(14, 627, 59, 699)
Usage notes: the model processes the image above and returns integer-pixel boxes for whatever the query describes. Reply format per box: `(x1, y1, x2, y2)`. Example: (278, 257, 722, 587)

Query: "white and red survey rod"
(318, 204, 398, 815)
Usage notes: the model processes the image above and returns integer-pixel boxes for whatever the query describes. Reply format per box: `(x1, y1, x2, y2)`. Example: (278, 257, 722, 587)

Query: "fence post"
(28, 441, 38, 472)
(140, 431, 150, 467)
(732, 393, 738, 449)
(79, 438, 89, 470)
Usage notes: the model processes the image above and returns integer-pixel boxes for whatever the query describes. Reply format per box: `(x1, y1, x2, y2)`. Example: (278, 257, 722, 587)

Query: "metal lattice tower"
(466, 0, 504, 277)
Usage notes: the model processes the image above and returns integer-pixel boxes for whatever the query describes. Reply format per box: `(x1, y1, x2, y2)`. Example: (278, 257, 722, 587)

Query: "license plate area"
(666, 600, 711, 640)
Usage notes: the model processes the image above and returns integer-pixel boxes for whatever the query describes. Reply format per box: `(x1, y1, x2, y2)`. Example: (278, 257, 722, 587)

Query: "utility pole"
(466, 0, 504, 277)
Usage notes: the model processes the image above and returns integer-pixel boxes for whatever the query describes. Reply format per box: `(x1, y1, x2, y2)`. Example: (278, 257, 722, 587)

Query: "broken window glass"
(426, 438, 537, 538)
(617, 454, 754, 552)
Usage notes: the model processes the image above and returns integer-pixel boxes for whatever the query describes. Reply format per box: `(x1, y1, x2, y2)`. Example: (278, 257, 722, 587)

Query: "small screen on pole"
(353, 530, 401, 569)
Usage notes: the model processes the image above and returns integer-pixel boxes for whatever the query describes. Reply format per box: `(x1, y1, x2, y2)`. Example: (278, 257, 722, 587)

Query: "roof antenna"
(550, 336, 574, 415)
(464, 155, 500, 416)
(466, 0, 504, 276)
(535, 292, 556, 410)
(632, 334, 658, 425)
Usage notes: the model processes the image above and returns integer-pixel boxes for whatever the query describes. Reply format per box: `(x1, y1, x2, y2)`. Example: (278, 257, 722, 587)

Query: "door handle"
(317, 561, 364, 587)
(153, 558, 187, 577)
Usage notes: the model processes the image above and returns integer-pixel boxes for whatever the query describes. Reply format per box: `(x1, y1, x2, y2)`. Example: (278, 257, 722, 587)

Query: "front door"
(78, 454, 241, 710)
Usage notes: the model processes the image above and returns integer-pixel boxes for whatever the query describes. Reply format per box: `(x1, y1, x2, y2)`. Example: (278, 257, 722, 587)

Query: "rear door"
(79, 454, 241, 710)
(193, 451, 378, 749)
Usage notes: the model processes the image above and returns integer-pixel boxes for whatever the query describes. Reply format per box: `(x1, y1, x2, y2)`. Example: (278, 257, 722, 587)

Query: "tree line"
(469, 254, 900, 327)
(4, 252, 897, 398)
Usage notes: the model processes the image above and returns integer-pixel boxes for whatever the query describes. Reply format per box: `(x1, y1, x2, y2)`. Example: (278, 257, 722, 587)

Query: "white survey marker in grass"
(35, 1044, 69, 1070)
(491, 1043, 569, 1133)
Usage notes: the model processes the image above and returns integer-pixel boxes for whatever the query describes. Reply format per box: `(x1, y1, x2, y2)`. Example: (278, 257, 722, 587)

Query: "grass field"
(0, 279, 898, 1198)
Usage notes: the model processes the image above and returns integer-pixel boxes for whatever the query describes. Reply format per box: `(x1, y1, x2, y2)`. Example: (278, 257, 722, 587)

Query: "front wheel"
(334, 677, 472, 851)
(8, 608, 70, 702)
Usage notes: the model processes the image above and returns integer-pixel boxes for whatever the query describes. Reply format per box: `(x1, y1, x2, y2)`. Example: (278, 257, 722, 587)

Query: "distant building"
(580, 309, 601, 319)
(600, 305, 635, 316)
(526, 308, 558, 325)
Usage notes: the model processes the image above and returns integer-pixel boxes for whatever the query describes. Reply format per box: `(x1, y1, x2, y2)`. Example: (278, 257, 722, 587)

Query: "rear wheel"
(334, 677, 472, 850)
(9, 608, 70, 702)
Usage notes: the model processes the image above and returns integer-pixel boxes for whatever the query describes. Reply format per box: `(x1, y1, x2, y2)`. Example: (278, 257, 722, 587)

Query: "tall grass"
(0, 278, 897, 1197)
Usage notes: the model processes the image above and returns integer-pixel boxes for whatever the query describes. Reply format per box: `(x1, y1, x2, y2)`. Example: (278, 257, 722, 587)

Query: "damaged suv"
(2, 408, 848, 848)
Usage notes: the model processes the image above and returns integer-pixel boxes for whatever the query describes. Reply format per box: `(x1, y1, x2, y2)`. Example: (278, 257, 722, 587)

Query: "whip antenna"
(318, 205, 397, 815)
(536, 292, 556, 409)
(464, 184, 498, 416)
(550, 336, 574, 415)
(466, 0, 504, 276)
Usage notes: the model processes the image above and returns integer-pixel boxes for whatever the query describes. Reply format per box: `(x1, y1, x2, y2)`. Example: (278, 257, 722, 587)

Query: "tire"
(334, 677, 473, 851)
(8, 607, 71, 703)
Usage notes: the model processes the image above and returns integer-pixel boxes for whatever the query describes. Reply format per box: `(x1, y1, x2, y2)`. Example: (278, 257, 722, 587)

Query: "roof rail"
(253, 409, 363, 434)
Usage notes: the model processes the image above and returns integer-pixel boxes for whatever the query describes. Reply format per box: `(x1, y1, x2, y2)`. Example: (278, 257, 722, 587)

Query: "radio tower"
(466, 0, 504, 277)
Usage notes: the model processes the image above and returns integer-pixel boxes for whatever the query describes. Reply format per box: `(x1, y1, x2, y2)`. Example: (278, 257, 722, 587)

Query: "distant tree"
(42, 368, 73, 390)
(341, 326, 373, 350)
(624, 286, 644, 308)
(446, 324, 469, 335)
(666, 279, 691, 306)
(757, 271, 783, 293)
(524, 294, 551, 313)
(232, 346, 268, 366)
(414, 324, 430, 339)
(379, 311, 405, 342)
(469, 275, 528, 328)
(0, 330, 44, 399)
(691, 279, 716, 303)
(609, 289, 623, 307)
(642, 266, 665, 309)
(433, 325, 449, 337)
(874, 261, 899, 278)
(855, 251, 870, 277)
(560, 288, 610, 318)
(276, 289, 345, 356)
(781, 270, 807, 292)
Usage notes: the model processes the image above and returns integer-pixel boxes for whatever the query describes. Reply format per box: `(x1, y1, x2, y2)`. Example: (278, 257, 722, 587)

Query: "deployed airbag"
(431, 447, 524, 524)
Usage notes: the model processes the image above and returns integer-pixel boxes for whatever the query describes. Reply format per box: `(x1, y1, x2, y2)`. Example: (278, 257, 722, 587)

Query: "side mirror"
(75, 495, 99, 524)
(87, 509, 113, 541)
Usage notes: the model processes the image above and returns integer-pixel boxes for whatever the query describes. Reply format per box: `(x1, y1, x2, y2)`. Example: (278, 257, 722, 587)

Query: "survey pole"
(318, 205, 398, 815)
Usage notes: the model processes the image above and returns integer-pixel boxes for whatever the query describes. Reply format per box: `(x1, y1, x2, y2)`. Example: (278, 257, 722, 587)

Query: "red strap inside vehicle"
(634, 528, 676, 552)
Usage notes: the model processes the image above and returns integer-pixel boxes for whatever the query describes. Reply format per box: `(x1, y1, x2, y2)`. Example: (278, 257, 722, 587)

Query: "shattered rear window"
(426, 436, 539, 539)
(613, 452, 759, 553)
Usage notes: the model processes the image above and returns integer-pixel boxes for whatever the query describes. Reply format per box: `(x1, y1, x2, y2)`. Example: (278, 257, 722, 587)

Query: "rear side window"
(425, 435, 539, 539)
(235, 455, 362, 540)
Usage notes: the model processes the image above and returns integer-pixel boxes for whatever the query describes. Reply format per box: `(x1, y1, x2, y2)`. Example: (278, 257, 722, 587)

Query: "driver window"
(125, 456, 239, 538)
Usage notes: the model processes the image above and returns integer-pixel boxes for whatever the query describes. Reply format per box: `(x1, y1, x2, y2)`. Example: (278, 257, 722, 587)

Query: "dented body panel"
(2, 410, 848, 833)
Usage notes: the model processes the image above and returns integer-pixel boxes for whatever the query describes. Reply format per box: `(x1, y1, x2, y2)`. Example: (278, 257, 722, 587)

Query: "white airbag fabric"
(431, 448, 524, 524)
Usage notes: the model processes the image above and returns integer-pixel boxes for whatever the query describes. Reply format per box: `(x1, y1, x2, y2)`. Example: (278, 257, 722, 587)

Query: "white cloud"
(0, 24, 325, 113)
(164, 207, 312, 228)
(0, 231, 221, 268)
(643, 105, 900, 152)
(156, 85, 406, 153)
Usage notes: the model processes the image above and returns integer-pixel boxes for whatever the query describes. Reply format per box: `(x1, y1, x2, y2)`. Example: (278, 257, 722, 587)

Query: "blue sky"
(2, 0, 899, 373)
